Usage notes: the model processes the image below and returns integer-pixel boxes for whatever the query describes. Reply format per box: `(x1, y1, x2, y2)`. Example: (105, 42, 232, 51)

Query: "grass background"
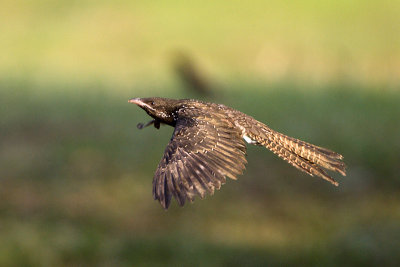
(1, 1, 400, 266)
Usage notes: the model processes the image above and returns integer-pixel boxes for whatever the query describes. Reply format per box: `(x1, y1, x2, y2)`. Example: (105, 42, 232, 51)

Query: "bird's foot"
(137, 119, 161, 130)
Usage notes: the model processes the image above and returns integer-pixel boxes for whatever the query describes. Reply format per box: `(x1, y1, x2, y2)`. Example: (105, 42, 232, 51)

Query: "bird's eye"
(151, 101, 155, 106)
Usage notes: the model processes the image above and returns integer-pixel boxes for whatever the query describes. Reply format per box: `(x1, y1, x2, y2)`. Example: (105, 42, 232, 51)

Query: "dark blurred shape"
(172, 51, 213, 97)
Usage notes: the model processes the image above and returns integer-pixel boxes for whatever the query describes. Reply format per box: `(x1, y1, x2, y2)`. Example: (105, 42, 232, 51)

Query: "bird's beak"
(129, 97, 155, 111)
(128, 98, 144, 107)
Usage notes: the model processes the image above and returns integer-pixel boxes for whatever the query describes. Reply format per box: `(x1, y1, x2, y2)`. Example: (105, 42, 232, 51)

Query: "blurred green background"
(1, 1, 400, 266)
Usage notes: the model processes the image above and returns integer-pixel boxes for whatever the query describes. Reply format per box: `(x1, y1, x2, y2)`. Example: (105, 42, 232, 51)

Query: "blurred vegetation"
(1, 0, 400, 266)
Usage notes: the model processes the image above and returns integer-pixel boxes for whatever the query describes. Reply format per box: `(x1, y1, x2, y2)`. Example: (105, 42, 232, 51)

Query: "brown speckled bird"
(129, 97, 346, 209)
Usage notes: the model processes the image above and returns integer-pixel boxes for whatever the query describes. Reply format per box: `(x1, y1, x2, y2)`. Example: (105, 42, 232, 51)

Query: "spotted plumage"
(129, 97, 346, 209)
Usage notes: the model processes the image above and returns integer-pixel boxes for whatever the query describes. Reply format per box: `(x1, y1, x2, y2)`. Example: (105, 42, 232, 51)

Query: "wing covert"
(153, 108, 247, 209)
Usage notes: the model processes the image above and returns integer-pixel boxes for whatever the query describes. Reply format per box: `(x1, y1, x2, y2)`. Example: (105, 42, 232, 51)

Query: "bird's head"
(129, 97, 180, 125)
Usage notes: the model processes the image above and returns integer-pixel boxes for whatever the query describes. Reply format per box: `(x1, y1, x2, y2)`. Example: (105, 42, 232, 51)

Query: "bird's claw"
(136, 122, 145, 129)
(137, 120, 160, 130)
(137, 120, 153, 129)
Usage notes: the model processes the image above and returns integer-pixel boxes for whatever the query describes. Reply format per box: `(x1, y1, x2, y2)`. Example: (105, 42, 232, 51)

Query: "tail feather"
(273, 132, 343, 159)
(246, 124, 346, 185)
(269, 130, 347, 176)
(264, 139, 340, 186)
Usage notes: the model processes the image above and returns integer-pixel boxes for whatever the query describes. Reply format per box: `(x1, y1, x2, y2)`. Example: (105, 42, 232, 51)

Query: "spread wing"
(153, 108, 247, 209)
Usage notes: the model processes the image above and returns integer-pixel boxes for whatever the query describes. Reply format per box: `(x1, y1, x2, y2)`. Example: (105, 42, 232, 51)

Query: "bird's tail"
(246, 122, 346, 185)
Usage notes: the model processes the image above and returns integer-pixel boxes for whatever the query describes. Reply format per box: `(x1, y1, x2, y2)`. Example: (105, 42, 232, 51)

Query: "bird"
(129, 97, 346, 209)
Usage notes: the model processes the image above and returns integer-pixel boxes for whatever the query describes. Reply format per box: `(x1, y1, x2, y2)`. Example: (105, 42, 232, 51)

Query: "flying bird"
(129, 97, 346, 209)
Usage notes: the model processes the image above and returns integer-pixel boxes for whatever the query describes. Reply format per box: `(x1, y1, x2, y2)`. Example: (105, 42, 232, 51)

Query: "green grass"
(1, 0, 400, 265)
(1, 79, 400, 266)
